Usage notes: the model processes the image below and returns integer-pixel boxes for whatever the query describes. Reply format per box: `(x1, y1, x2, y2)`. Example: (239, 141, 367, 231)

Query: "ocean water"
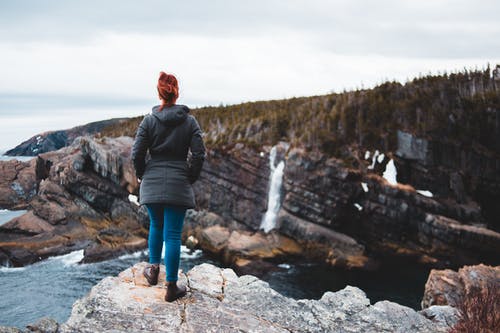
(0, 153, 34, 162)
(265, 260, 430, 309)
(0, 247, 218, 329)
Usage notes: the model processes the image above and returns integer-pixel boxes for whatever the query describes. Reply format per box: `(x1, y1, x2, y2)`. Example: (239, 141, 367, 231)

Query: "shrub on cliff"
(450, 283, 500, 333)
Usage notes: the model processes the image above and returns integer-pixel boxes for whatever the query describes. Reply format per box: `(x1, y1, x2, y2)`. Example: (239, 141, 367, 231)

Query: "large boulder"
(422, 264, 500, 308)
(58, 262, 453, 332)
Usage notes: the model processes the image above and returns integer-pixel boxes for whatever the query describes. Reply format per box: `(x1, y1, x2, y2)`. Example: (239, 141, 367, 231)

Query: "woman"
(131, 71, 206, 302)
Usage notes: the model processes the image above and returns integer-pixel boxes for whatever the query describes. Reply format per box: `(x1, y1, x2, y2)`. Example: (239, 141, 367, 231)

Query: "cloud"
(0, 0, 498, 107)
(0, 1, 499, 149)
(1, 0, 499, 58)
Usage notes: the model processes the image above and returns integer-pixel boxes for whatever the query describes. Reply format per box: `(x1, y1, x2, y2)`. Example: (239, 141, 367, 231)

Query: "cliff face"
(56, 262, 454, 332)
(181, 140, 499, 270)
(99, 67, 500, 269)
(394, 130, 500, 232)
(4, 135, 496, 270)
(2, 69, 499, 271)
(4, 118, 129, 156)
(278, 146, 499, 267)
(0, 136, 148, 266)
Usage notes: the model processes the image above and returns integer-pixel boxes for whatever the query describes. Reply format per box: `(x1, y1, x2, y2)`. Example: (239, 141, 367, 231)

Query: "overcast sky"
(0, 0, 499, 149)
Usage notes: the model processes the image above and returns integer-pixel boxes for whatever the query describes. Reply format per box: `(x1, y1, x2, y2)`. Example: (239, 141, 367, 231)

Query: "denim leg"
(163, 204, 187, 282)
(145, 203, 164, 264)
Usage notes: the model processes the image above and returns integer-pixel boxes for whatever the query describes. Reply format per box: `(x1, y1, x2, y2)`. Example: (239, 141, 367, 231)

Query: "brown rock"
(422, 264, 500, 309)
(225, 229, 302, 262)
(0, 158, 37, 208)
(0, 136, 148, 267)
(198, 224, 230, 255)
(277, 208, 371, 269)
(0, 211, 54, 235)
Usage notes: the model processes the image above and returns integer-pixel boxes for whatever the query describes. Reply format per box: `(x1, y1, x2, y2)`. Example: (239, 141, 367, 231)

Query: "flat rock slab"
(60, 262, 452, 333)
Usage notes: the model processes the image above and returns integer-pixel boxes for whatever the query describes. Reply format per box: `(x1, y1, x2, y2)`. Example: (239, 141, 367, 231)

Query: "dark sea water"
(265, 260, 430, 309)
(0, 246, 430, 329)
(0, 247, 216, 329)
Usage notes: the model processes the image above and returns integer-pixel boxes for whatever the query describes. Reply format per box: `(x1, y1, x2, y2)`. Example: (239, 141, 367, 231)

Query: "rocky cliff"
(101, 67, 500, 270)
(183, 140, 499, 272)
(0, 136, 148, 266)
(2, 68, 499, 273)
(2, 133, 498, 272)
(4, 118, 129, 156)
(1, 262, 455, 333)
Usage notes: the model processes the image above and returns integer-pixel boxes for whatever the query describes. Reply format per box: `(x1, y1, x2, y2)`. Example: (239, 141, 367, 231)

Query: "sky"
(0, 0, 499, 150)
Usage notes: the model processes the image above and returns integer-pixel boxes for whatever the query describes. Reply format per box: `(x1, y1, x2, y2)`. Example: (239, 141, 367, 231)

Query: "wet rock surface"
(57, 262, 453, 333)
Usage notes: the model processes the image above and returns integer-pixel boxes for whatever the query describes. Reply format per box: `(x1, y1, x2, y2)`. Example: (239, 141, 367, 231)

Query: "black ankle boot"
(143, 264, 159, 286)
(165, 281, 187, 302)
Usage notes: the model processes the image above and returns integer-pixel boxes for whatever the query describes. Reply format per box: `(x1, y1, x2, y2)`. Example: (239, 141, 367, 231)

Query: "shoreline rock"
(0, 136, 148, 267)
(55, 262, 454, 332)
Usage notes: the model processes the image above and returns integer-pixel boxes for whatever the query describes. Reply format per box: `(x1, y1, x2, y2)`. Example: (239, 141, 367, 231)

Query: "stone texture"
(420, 305, 460, 329)
(395, 130, 430, 163)
(422, 264, 500, 308)
(0, 136, 148, 267)
(198, 225, 231, 255)
(26, 317, 59, 333)
(190, 144, 269, 229)
(0, 158, 38, 209)
(58, 262, 452, 333)
(191, 222, 303, 276)
(280, 147, 500, 267)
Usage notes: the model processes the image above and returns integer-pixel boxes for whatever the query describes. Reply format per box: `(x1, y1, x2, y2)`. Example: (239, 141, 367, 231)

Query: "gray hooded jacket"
(131, 104, 206, 209)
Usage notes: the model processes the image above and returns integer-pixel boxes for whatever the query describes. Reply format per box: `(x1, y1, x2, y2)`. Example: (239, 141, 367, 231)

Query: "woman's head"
(157, 71, 179, 111)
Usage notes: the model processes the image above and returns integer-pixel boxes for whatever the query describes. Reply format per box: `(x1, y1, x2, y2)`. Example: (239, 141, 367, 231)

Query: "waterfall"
(260, 145, 286, 233)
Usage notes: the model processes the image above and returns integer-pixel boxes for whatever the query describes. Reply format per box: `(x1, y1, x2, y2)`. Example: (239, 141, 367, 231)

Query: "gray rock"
(395, 130, 430, 163)
(420, 305, 459, 329)
(60, 262, 450, 333)
(26, 317, 59, 333)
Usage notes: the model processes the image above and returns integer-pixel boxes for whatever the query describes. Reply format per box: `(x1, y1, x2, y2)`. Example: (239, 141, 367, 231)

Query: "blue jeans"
(145, 203, 187, 282)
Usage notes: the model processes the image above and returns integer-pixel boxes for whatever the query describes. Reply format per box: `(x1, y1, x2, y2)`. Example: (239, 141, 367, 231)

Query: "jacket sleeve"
(187, 116, 206, 184)
(131, 116, 150, 179)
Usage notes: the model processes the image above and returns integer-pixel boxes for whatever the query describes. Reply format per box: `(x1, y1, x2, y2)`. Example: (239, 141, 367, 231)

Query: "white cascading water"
(260, 145, 286, 233)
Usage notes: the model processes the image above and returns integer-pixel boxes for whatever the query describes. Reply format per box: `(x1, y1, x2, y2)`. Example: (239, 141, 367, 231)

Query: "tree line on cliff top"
(101, 65, 500, 158)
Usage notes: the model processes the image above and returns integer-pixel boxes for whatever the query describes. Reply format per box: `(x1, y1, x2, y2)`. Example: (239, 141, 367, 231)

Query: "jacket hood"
(151, 104, 190, 125)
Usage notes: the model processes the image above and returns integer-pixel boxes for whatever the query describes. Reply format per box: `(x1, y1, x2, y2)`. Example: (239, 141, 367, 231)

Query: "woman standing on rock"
(131, 71, 206, 302)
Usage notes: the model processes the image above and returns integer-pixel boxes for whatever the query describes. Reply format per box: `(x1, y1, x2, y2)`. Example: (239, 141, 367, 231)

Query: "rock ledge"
(56, 262, 453, 333)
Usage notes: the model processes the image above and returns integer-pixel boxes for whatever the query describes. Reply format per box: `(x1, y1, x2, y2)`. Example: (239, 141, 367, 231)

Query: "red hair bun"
(157, 71, 179, 110)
